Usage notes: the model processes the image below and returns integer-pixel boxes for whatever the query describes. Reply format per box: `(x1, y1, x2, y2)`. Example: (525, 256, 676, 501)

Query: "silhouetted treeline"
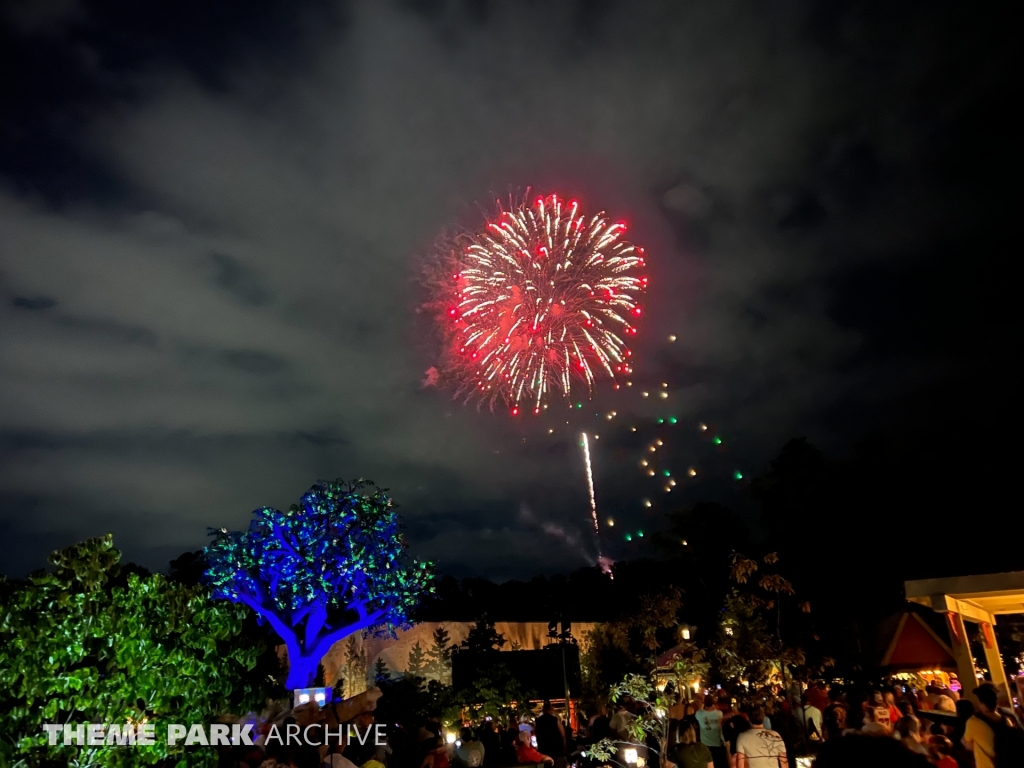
(413, 431, 1024, 678)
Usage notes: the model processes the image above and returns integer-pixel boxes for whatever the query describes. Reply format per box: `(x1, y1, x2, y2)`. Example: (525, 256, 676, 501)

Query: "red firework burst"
(426, 193, 647, 414)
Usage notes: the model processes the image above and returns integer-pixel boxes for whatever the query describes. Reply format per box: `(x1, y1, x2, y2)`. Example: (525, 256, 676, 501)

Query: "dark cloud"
(294, 429, 348, 448)
(776, 191, 827, 231)
(1, 0, 83, 37)
(208, 252, 274, 307)
(219, 349, 289, 375)
(0, 1, 1016, 577)
(56, 315, 159, 347)
(12, 295, 57, 310)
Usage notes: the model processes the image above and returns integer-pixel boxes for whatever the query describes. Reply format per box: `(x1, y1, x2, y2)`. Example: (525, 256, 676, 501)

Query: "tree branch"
(271, 520, 302, 560)
(311, 608, 387, 662)
(235, 590, 300, 658)
(290, 602, 316, 632)
(346, 587, 370, 620)
(305, 603, 328, 653)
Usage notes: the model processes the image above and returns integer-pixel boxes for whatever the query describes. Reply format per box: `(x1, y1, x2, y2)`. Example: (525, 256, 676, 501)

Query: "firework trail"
(425, 193, 647, 414)
(580, 432, 602, 555)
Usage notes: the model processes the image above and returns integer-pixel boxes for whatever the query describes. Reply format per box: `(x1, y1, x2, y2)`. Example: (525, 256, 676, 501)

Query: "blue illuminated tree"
(204, 479, 434, 689)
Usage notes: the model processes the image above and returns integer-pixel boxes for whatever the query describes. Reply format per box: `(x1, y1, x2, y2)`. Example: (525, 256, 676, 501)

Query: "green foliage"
(0, 535, 281, 768)
(714, 590, 783, 688)
(668, 645, 710, 695)
(446, 661, 533, 724)
(580, 588, 683, 711)
(445, 619, 530, 723)
(715, 552, 810, 688)
(585, 675, 671, 763)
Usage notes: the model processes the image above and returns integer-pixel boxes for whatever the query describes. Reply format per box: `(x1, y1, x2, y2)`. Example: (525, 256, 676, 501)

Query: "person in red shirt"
(806, 682, 830, 714)
(928, 735, 958, 768)
(883, 692, 902, 729)
(515, 731, 553, 765)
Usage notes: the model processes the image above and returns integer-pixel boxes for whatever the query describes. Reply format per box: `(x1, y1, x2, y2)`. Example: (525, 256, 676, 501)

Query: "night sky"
(1, 1, 1017, 580)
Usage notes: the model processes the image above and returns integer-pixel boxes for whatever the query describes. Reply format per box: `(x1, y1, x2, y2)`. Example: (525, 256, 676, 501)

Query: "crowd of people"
(652, 679, 1022, 768)
(194, 678, 1021, 768)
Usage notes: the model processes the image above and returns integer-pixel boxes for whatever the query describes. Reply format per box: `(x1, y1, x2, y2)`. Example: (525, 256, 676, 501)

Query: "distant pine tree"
(459, 616, 506, 654)
(425, 625, 453, 684)
(407, 640, 427, 675)
(373, 656, 390, 683)
(345, 635, 367, 696)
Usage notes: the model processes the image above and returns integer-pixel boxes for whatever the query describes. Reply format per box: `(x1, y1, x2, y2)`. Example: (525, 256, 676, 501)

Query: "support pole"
(980, 620, 1013, 707)
(945, 611, 979, 705)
